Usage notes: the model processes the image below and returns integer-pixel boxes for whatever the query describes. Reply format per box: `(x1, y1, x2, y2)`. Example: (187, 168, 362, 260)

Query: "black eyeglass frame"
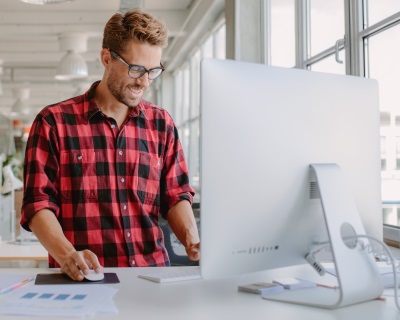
(110, 50, 165, 80)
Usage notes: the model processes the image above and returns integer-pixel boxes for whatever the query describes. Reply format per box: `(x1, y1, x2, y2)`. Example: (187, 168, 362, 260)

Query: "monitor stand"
(265, 163, 383, 309)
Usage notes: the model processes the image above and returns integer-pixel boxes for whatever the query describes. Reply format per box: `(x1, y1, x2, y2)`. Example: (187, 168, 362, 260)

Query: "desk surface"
(0, 265, 399, 320)
(0, 241, 48, 261)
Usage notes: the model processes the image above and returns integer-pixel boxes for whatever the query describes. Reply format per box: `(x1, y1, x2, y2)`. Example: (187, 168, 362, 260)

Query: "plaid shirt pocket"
(137, 152, 163, 206)
(60, 151, 99, 200)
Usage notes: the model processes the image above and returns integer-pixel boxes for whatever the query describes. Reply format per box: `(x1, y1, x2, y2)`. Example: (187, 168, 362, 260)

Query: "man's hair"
(102, 9, 168, 53)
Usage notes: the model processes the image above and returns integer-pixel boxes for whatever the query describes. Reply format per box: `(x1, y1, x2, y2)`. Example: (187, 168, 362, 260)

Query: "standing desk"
(0, 242, 48, 267)
(0, 264, 399, 320)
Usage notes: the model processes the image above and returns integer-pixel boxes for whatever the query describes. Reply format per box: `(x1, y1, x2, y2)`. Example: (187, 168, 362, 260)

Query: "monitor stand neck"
(266, 163, 383, 309)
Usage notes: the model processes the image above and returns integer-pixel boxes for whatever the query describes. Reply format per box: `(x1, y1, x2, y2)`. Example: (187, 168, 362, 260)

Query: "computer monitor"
(199, 58, 383, 308)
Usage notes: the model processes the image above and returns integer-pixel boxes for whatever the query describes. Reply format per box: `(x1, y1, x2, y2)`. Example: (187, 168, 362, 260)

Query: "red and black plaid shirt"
(21, 81, 195, 268)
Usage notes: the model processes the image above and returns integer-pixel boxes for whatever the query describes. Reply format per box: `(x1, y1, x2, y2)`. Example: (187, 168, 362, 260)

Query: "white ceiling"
(0, 0, 223, 121)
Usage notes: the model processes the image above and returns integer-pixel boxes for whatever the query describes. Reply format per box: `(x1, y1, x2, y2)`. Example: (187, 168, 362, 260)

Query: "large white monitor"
(199, 58, 383, 308)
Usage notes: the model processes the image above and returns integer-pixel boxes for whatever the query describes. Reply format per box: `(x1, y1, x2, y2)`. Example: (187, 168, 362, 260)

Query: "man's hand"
(29, 210, 103, 281)
(186, 242, 200, 261)
(60, 250, 103, 281)
(167, 200, 200, 262)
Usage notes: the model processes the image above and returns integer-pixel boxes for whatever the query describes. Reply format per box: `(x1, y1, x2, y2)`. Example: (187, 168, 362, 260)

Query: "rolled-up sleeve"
(160, 123, 195, 218)
(21, 113, 60, 231)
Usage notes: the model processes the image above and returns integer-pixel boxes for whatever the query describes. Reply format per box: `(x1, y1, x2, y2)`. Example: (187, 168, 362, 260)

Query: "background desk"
(0, 242, 48, 268)
(0, 265, 399, 320)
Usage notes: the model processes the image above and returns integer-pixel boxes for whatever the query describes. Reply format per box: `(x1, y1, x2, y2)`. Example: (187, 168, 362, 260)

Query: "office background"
(0, 0, 399, 248)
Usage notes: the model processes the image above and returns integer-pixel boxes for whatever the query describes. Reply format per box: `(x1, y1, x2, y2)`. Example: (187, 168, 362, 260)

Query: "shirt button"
(119, 150, 123, 156)
(77, 155, 82, 160)
(127, 232, 131, 237)
(111, 124, 115, 129)
(123, 205, 127, 210)
(121, 178, 125, 183)
(131, 259, 135, 266)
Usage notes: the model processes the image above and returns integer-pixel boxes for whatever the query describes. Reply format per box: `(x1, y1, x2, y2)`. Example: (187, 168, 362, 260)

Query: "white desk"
(0, 265, 399, 320)
(0, 242, 48, 267)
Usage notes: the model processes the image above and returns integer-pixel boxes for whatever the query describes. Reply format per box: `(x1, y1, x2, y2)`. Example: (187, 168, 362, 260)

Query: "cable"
(307, 234, 400, 311)
(353, 234, 400, 311)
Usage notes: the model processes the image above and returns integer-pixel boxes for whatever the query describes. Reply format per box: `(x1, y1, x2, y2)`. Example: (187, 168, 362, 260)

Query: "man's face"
(106, 41, 163, 107)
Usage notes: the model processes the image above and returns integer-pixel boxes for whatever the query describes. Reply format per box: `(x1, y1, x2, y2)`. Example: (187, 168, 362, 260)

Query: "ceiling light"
(19, 0, 74, 5)
(11, 99, 30, 116)
(55, 33, 88, 81)
(55, 51, 88, 81)
(11, 88, 30, 117)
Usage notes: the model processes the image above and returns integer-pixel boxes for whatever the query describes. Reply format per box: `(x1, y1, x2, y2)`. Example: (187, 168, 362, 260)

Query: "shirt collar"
(84, 81, 148, 122)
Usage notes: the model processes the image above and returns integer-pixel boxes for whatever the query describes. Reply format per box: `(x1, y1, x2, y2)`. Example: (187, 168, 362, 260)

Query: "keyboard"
(138, 267, 202, 283)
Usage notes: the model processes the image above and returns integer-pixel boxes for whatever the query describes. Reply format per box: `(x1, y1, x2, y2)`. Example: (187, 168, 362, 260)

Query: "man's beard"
(106, 73, 144, 108)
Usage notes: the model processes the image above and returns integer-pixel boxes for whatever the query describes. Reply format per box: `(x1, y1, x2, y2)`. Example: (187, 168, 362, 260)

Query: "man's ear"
(100, 48, 112, 67)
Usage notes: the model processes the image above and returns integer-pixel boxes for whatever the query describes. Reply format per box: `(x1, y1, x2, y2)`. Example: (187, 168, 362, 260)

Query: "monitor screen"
(199, 58, 382, 282)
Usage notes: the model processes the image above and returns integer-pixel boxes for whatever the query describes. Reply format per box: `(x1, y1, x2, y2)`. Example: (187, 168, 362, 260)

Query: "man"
(20, 9, 200, 281)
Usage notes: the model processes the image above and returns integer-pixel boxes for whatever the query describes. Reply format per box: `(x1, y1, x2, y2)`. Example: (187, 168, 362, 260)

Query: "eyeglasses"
(110, 50, 165, 80)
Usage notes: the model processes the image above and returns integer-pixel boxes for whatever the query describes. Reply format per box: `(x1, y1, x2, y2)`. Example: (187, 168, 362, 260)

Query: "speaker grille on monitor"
(310, 181, 321, 199)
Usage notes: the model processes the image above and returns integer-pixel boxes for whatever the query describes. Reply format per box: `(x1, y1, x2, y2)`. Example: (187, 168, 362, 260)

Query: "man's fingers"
(61, 260, 84, 281)
(60, 250, 103, 281)
(187, 243, 200, 261)
(81, 250, 103, 273)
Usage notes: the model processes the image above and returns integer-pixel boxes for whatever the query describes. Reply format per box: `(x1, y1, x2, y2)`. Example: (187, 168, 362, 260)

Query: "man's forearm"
(167, 200, 200, 259)
(29, 209, 102, 281)
(29, 209, 76, 265)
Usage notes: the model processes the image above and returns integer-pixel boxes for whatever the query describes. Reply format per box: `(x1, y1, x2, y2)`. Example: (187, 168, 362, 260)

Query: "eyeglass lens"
(129, 65, 163, 80)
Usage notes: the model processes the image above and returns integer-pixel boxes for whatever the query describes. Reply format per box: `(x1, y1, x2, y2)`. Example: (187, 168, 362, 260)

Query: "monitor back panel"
(199, 58, 381, 279)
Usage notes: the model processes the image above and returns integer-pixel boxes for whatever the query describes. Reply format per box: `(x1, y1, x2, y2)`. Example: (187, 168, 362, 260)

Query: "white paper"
(0, 284, 118, 318)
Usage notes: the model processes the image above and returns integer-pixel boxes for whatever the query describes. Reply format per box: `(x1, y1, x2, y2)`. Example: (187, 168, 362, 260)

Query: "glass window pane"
(214, 24, 226, 59)
(396, 136, 400, 170)
(381, 136, 387, 171)
(270, 0, 295, 67)
(181, 123, 190, 162)
(182, 66, 190, 121)
(366, 0, 400, 27)
(383, 206, 394, 224)
(380, 112, 391, 126)
(174, 71, 183, 126)
(309, 0, 344, 56)
(368, 24, 400, 227)
(308, 52, 346, 75)
(201, 36, 213, 59)
(367, 25, 400, 111)
(190, 51, 201, 118)
(189, 118, 200, 188)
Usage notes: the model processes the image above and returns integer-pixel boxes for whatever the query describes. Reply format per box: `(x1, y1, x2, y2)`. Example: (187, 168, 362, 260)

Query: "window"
(309, 53, 345, 74)
(381, 136, 387, 171)
(309, 0, 344, 57)
(307, 0, 345, 74)
(363, 1, 400, 229)
(172, 23, 226, 192)
(396, 137, 400, 170)
(270, 0, 295, 67)
(166, 1, 400, 234)
(380, 112, 390, 127)
(365, 0, 400, 27)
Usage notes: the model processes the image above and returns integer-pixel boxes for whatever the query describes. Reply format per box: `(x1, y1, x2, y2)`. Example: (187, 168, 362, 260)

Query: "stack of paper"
(0, 284, 118, 318)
